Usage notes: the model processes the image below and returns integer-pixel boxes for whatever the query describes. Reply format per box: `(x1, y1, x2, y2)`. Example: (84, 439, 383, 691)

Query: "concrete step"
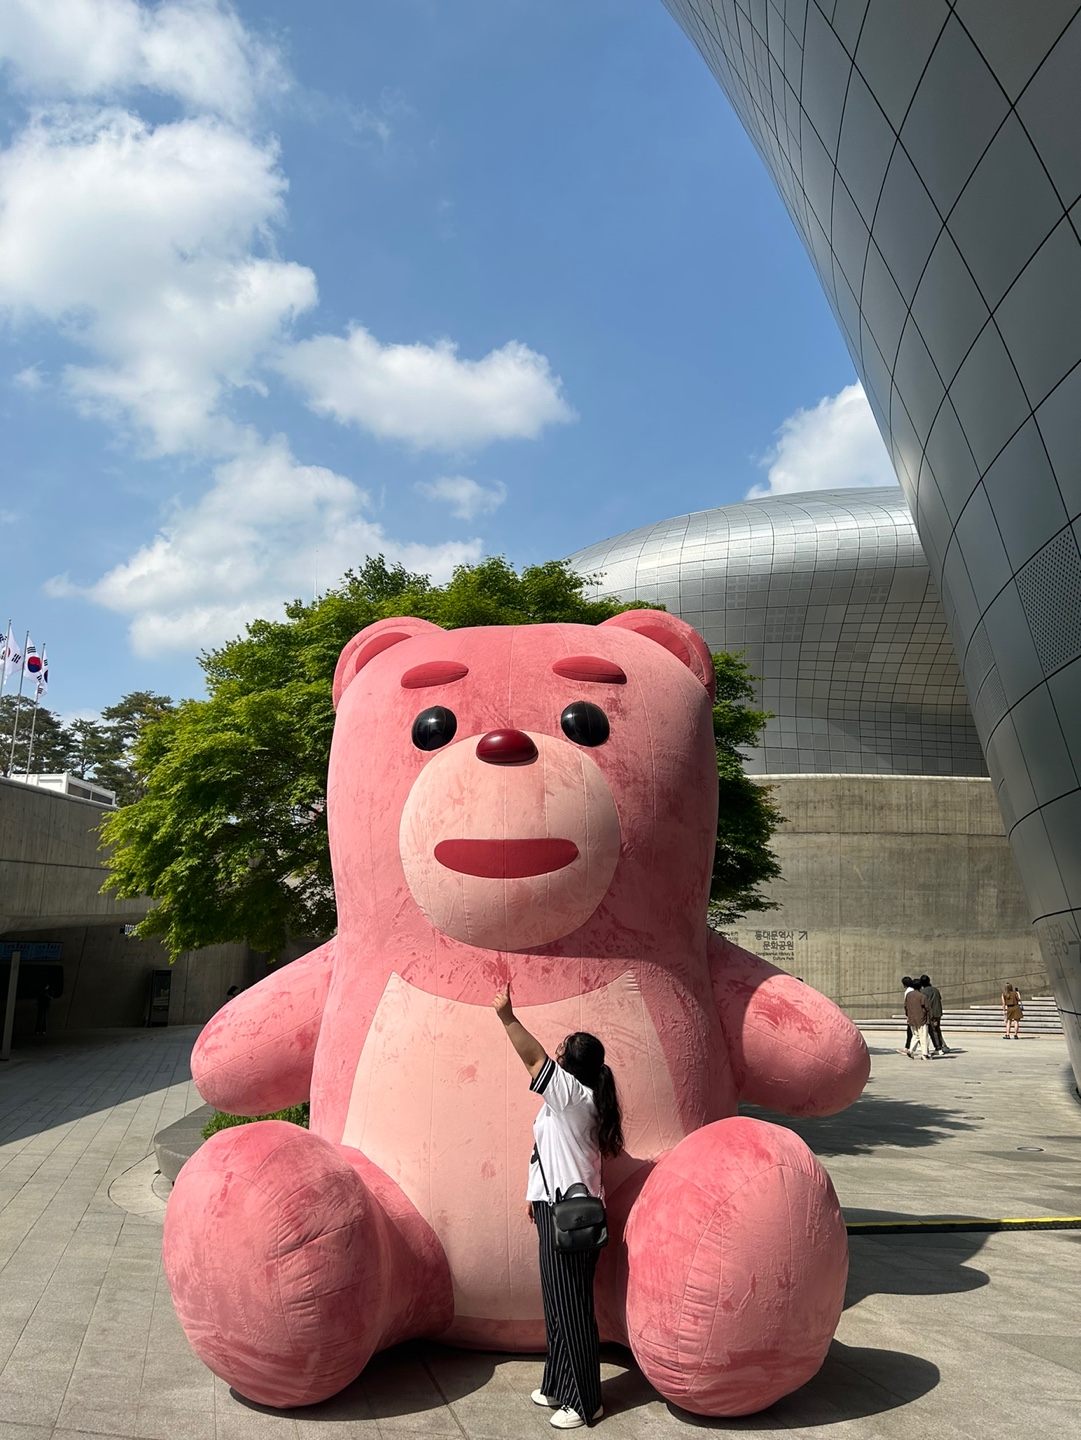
(153, 1104, 215, 1183)
(857, 996, 1063, 1034)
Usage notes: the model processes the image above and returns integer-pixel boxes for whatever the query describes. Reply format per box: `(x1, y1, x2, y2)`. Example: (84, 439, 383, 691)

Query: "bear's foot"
(623, 1117, 848, 1417)
(163, 1121, 450, 1408)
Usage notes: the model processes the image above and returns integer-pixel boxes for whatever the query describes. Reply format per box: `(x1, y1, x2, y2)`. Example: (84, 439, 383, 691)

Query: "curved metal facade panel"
(569, 488, 984, 775)
(662, 0, 1081, 1080)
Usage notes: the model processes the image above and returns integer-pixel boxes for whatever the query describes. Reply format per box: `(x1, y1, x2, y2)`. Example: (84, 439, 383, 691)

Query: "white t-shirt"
(526, 1056, 602, 1203)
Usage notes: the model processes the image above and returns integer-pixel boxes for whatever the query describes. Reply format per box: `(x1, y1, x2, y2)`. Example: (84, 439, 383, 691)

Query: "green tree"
(94, 692, 175, 805)
(0, 695, 73, 776)
(104, 557, 781, 957)
(66, 717, 111, 780)
(709, 652, 783, 923)
(65, 694, 175, 805)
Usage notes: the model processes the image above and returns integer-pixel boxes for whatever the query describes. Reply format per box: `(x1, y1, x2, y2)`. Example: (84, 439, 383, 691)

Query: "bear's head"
(328, 611, 718, 960)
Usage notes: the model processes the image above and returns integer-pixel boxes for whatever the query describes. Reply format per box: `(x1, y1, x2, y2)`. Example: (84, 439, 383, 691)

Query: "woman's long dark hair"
(559, 1031, 624, 1158)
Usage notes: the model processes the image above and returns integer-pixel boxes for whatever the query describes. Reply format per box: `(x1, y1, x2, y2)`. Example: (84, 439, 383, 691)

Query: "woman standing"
(1002, 982, 1024, 1039)
(493, 984, 623, 1430)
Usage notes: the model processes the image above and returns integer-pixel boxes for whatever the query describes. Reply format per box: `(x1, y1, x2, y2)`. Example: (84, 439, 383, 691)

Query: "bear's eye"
(560, 701, 609, 747)
(412, 706, 457, 751)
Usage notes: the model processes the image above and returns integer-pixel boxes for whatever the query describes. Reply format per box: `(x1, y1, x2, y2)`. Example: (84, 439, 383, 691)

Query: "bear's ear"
(333, 616, 443, 708)
(600, 610, 715, 701)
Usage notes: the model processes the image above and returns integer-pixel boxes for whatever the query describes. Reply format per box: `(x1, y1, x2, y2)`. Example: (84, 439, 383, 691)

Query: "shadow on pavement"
(237, 1278, 949, 1431)
(668, 1342, 939, 1429)
(0, 1028, 202, 1145)
(843, 1210, 991, 1308)
(741, 1088, 976, 1156)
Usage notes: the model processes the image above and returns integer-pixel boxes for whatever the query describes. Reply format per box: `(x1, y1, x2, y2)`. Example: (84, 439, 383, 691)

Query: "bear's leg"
(623, 1117, 848, 1417)
(163, 1121, 453, 1408)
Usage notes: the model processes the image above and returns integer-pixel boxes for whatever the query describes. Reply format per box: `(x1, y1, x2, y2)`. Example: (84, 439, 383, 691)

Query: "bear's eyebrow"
(551, 656, 626, 684)
(401, 661, 470, 689)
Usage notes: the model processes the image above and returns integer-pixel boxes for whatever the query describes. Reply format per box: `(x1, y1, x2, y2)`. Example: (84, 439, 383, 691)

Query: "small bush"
(201, 1102, 310, 1140)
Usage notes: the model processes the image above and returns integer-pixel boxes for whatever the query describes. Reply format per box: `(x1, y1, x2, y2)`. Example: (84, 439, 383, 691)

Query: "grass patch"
(201, 1102, 310, 1140)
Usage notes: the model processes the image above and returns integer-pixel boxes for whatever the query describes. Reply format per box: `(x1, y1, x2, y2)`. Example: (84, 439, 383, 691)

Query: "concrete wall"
(0, 775, 148, 932)
(1, 925, 253, 1038)
(1, 927, 325, 1041)
(0, 770, 324, 1043)
(723, 775, 1047, 1019)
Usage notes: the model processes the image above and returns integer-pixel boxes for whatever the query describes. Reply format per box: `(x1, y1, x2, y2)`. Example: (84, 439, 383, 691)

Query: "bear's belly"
(340, 971, 686, 1344)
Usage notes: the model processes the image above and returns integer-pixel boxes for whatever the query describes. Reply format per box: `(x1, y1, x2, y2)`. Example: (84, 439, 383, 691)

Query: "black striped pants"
(533, 1201, 602, 1420)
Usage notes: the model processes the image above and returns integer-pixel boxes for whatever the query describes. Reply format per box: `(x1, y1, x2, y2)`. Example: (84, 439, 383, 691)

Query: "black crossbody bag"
(533, 1146, 608, 1253)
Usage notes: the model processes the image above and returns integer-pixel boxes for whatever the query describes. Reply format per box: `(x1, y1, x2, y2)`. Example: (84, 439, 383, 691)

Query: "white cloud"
(748, 382, 897, 497)
(276, 326, 575, 451)
(416, 474, 506, 520)
(0, 0, 284, 121)
(0, 108, 316, 453)
(0, 1, 571, 659)
(48, 434, 481, 654)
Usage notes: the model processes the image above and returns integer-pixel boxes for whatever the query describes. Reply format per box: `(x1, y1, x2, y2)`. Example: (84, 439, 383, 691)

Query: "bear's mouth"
(433, 838, 580, 879)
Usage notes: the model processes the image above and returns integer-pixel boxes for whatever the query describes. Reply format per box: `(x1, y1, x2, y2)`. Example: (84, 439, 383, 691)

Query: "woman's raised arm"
(493, 984, 548, 1078)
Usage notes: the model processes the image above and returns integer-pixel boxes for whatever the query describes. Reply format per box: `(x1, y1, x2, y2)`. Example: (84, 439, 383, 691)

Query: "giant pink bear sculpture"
(164, 610, 869, 1417)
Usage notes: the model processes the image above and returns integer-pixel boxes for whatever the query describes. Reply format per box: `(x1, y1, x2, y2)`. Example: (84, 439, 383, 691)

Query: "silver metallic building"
(661, 0, 1081, 1081)
(569, 487, 985, 776)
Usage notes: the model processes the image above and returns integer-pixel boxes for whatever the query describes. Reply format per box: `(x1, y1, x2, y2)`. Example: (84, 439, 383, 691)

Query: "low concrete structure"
(725, 775, 1048, 1018)
(0, 774, 147, 934)
(14, 772, 118, 806)
(0, 773, 259, 1039)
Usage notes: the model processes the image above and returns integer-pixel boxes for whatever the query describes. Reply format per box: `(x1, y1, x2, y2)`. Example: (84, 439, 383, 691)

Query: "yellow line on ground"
(847, 1216, 1081, 1233)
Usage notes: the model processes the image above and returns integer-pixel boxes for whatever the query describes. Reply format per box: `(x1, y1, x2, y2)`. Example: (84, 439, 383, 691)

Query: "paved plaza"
(1, 1025, 1079, 1440)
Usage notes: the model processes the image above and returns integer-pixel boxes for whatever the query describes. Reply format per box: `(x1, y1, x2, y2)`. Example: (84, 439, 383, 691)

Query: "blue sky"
(0, 0, 895, 714)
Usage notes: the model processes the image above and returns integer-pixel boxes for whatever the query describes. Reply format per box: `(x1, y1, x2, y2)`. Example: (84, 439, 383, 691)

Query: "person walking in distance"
(900, 976, 916, 1055)
(1002, 982, 1024, 1040)
(919, 974, 949, 1055)
(35, 980, 53, 1037)
(493, 982, 623, 1429)
(904, 982, 934, 1060)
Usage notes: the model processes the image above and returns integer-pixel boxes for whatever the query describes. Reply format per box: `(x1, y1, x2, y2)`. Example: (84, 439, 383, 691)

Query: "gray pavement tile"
(132, 1403, 218, 1440)
(293, 1422, 382, 1440)
(53, 1432, 161, 1440)
(213, 1396, 303, 1439)
(0, 1424, 54, 1440)
(996, 1332, 1081, 1373)
(0, 1359, 74, 1427)
(57, 1364, 142, 1437)
(7, 1319, 90, 1368)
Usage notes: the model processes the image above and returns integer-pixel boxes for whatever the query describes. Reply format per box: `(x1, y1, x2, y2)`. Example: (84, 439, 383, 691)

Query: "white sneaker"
(550, 1405, 603, 1429)
(532, 1390, 559, 1408)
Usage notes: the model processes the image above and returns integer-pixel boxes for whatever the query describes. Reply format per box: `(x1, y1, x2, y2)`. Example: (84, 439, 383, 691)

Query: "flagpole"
(6, 631, 29, 778)
(0, 619, 11, 702)
(23, 693, 41, 778)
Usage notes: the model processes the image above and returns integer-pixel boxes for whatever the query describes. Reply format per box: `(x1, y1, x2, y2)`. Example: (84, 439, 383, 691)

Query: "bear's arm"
(190, 940, 335, 1115)
(708, 930, 869, 1117)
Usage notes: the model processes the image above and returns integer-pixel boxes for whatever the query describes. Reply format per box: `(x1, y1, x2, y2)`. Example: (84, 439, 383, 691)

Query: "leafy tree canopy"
(710, 654, 782, 924)
(103, 556, 781, 956)
(90, 692, 177, 805)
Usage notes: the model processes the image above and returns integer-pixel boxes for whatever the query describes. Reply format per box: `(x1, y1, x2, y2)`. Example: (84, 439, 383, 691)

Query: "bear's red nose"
(476, 729, 538, 765)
